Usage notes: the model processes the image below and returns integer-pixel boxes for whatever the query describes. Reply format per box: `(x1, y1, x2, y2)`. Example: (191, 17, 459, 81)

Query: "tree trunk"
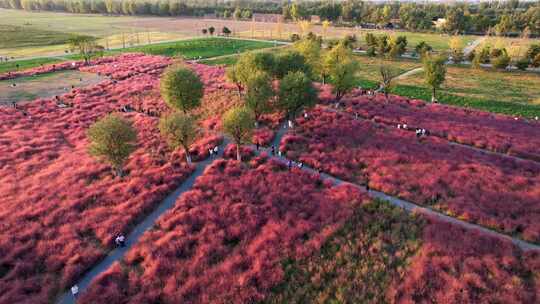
(431, 87, 436, 103)
(184, 146, 191, 164)
(115, 166, 123, 178)
(236, 144, 241, 162)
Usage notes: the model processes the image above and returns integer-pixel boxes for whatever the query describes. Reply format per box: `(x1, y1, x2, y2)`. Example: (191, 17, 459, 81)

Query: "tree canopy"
(278, 71, 317, 121)
(160, 65, 204, 113)
(423, 54, 447, 102)
(244, 71, 274, 126)
(159, 112, 198, 164)
(87, 114, 137, 177)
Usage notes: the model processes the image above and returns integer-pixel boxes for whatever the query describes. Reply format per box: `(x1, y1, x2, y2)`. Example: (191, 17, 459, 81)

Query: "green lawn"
(0, 38, 274, 74)
(106, 38, 274, 59)
(354, 54, 422, 80)
(0, 57, 64, 74)
(357, 78, 540, 119)
(199, 56, 240, 66)
(398, 64, 540, 106)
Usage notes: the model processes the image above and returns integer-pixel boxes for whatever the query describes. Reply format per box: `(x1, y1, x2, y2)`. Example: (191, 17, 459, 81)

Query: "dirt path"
(464, 37, 486, 57)
(395, 66, 423, 80)
(56, 138, 229, 304)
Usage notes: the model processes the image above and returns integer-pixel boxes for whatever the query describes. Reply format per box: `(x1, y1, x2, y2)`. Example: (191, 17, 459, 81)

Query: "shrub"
(492, 53, 511, 70)
(516, 57, 530, 70)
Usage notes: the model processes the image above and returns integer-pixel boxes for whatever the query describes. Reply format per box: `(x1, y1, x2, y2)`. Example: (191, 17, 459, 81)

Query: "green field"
(354, 55, 422, 80)
(0, 38, 274, 74)
(0, 70, 103, 103)
(398, 64, 540, 106)
(106, 38, 275, 60)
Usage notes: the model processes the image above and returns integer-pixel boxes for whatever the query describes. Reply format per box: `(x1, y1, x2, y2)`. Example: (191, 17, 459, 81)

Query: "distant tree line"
(1, 0, 539, 36)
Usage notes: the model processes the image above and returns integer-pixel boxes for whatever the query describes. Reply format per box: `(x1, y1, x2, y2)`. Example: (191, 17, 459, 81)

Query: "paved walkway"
(56, 139, 229, 304)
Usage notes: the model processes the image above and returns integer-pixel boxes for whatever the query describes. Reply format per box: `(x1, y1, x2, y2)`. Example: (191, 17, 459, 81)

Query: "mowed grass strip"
(106, 37, 275, 59)
(0, 57, 63, 74)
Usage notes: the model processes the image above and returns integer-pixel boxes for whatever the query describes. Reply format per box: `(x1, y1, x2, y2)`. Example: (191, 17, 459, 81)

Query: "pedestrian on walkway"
(209, 148, 214, 157)
(71, 285, 79, 298)
(115, 234, 125, 247)
(213, 146, 219, 154)
(271, 145, 275, 155)
(287, 160, 292, 171)
(256, 141, 260, 151)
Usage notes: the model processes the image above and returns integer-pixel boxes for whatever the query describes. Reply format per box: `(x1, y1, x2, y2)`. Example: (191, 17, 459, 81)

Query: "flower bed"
(389, 216, 539, 303)
(78, 157, 367, 304)
(265, 200, 540, 303)
(319, 86, 540, 162)
(0, 54, 241, 303)
(280, 107, 540, 243)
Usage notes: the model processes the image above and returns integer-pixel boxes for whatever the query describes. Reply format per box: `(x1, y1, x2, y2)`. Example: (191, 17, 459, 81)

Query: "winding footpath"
(264, 123, 540, 252)
(56, 139, 229, 304)
(58, 121, 539, 304)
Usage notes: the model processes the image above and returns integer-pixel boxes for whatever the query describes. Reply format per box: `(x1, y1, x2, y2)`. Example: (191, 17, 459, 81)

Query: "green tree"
(68, 35, 103, 64)
(293, 38, 322, 80)
(222, 26, 231, 36)
(423, 54, 447, 102)
(233, 7, 242, 20)
(245, 72, 274, 127)
(160, 65, 203, 113)
(208, 26, 215, 35)
(495, 14, 513, 36)
(415, 41, 432, 58)
(278, 71, 317, 126)
(159, 112, 198, 164)
(222, 106, 255, 161)
(226, 52, 275, 96)
(273, 51, 310, 79)
(327, 60, 358, 102)
(87, 114, 137, 177)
